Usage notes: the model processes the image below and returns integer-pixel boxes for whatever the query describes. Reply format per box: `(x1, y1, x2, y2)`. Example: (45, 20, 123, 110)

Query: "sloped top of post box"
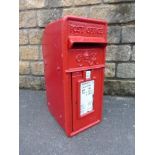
(62, 16, 107, 25)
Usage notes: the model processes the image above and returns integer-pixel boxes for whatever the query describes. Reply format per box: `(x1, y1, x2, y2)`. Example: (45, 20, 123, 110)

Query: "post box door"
(72, 69, 103, 131)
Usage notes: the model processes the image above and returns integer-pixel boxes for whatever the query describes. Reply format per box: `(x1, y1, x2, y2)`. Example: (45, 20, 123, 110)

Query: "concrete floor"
(19, 89, 135, 155)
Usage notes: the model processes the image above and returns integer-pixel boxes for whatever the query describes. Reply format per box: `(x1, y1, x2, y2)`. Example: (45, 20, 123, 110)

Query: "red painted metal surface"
(42, 16, 107, 137)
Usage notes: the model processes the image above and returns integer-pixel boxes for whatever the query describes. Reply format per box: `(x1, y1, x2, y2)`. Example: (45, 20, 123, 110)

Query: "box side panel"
(42, 20, 65, 129)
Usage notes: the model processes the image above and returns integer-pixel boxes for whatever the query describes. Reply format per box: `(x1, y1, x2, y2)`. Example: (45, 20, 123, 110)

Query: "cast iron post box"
(42, 16, 107, 137)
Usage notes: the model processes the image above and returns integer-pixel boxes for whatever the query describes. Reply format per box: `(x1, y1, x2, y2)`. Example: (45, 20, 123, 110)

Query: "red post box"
(42, 16, 107, 137)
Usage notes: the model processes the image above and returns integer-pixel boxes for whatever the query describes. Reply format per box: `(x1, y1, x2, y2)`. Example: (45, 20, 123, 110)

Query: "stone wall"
(19, 0, 135, 96)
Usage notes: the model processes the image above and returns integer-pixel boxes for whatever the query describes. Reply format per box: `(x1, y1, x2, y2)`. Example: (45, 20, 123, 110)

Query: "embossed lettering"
(70, 25, 85, 34)
(69, 24, 104, 35)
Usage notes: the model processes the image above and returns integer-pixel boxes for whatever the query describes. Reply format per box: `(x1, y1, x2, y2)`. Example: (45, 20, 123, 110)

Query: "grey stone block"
(47, 0, 61, 7)
(90, 4, 135, 23)
(117, 63, 135, 78)
(131, 45, 135, 61)
(48, 0, 73, 7)
(105, 63, 116, 77)
(19, 0, 48, 10)
(122, 26, 135, 43)
(108, 26, 121, 43)
(19, 76, 44, 89)
(104, 80, 135, 96)
(104, 0, 134, 3)
(19, 11, 37, 28)
(106, 45, 131, 61)
(37, 9, 62, 27)
(63, 7, 89, 17)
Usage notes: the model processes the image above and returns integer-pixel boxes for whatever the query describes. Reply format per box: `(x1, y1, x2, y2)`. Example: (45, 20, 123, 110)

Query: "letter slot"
(69, 36, 107, 48)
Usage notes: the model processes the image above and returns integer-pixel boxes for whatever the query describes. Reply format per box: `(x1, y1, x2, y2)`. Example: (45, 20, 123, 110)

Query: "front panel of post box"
(65, 17, 107, 132)
(71, 69, 104, 131)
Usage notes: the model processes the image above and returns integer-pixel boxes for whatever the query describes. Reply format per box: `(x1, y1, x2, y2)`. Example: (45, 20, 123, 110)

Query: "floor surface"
(19, 89, 135, 155)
